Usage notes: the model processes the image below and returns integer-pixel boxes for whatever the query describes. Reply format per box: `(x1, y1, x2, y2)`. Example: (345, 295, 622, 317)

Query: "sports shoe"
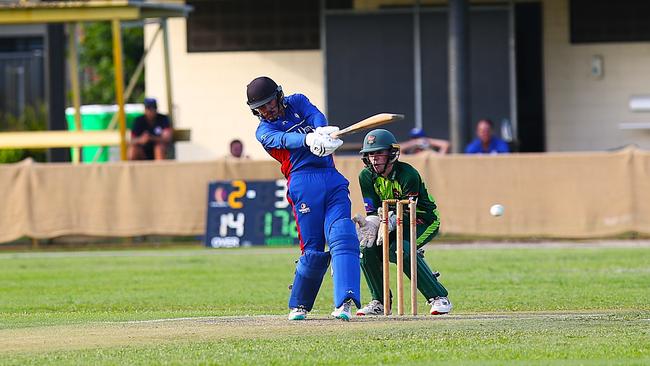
(331, 299, 353, 321)
(288, 306, 308, 320)
(429, 296, 452, 315)
(356, 299, 389, 316)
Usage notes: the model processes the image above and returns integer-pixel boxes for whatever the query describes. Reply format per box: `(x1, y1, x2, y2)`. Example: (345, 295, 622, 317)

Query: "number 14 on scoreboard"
(220, 213, 244, 237)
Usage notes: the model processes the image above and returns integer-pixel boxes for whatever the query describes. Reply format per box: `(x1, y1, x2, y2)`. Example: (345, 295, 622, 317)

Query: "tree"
(0, 103, 48, 163)
(78, 22, 144, 105)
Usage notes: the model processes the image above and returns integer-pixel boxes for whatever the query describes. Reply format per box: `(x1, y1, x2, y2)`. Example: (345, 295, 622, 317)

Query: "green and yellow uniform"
(359, 161, 440, 245)
(358, 161, 448, 304)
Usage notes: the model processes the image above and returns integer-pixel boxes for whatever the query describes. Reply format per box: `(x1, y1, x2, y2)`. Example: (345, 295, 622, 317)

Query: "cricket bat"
(330, 113, 404, 139)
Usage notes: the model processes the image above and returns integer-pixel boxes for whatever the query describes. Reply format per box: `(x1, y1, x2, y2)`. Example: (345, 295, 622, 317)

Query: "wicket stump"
(380, 198, 418, 316)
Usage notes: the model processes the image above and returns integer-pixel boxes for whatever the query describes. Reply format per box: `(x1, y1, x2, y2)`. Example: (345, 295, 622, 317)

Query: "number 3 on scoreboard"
(228, 180, 247, 209)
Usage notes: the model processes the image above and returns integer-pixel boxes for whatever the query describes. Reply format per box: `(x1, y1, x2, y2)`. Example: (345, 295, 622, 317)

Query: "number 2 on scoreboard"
(228, 180, 247, 209)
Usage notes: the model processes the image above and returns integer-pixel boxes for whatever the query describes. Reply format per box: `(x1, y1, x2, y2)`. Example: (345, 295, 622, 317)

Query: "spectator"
(400, 128, 450, 155)
(227, 139, 250, 159)
(464, 119, 510, 154)
(128, 98, 173, 160)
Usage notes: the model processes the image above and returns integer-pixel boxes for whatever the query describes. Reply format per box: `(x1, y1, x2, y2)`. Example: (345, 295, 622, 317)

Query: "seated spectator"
(227, 139, 250, 159)
(465, 119, 510, 154)
(400, 128, 450, 155)
(128, 98, 173, 160)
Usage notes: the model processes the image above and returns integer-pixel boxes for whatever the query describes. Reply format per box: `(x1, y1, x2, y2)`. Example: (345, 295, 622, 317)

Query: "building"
(145, 0, 650, 160)
(0, 23, 45, 119)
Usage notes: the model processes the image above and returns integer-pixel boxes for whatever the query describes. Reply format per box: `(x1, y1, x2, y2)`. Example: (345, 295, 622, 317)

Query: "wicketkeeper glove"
(352, 214, 380, 248)
(377, 211, 397, 247)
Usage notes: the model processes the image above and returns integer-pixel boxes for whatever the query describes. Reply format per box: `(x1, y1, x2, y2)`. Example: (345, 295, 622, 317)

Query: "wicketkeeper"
(353, 128, 452, 315)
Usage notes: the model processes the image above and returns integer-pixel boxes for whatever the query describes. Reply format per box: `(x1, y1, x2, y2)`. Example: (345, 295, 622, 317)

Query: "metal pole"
(67, 22, 81, 164)
(320, 0, 328, 114)
(112, 19, 127, 161)
(448, 0, 470, 153)
(45, 24, 70, 162)
(161, 17, 175, 126)
(413, 0, 423, 130)
(508, 0, 518, 146)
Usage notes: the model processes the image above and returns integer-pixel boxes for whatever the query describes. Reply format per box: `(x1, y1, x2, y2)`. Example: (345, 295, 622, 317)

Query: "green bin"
(65, 104, 144, 163)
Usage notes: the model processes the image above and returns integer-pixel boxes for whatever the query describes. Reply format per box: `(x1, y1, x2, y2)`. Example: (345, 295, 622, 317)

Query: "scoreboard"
(205, 179, 300, 248)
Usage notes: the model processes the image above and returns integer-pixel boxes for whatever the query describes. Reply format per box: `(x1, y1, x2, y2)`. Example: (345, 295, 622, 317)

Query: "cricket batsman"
(353, 129, 453, 315)
(246, 76, 361, 321)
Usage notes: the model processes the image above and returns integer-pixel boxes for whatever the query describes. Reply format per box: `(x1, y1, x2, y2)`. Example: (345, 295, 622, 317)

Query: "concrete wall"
(543, 0, 650, 151)
(144, 18, 324, 161)
(0, 24, 46, 37)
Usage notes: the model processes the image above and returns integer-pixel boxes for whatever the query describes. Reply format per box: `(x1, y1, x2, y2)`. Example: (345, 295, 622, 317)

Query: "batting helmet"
(246, 76, 283, 110)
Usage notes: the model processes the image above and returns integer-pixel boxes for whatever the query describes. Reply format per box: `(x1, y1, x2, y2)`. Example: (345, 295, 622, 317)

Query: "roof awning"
(0, 0, 192, 24)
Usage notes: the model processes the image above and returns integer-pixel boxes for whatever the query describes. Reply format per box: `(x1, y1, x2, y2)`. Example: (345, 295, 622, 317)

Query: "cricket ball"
(490, 204, 505, 217)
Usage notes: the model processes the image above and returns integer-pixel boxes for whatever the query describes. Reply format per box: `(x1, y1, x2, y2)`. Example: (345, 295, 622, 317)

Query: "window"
(187, 0, 320, 52)
(570, 0, 650, 43)
(325, 0, 353, 10)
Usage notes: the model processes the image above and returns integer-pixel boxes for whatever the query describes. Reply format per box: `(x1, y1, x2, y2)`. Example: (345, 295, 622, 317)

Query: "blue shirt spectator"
(465, 119, 510, 154)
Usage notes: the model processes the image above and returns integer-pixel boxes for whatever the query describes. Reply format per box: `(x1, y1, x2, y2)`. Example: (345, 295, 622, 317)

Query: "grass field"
(1, 243, 649, 365)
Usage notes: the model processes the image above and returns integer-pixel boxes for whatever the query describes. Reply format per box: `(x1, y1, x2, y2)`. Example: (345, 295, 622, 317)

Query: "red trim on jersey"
(268, 148, 292, 178)
(285, 177, 305, 253)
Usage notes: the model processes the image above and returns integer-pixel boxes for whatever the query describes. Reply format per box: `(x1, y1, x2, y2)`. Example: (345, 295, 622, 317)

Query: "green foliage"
(2, 102, 47, 131)
(79, 22, 144, 104)
(0, 103, 48, 163)
(0, 149, 23, 163)
(0, 246, 649, 364)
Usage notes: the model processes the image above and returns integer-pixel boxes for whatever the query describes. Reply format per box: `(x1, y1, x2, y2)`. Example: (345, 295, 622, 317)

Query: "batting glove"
(314, 125, 340, 137)
(305, 132, 326, 157)
(305, 132, 342, 157)
(321, 136, 343, 156)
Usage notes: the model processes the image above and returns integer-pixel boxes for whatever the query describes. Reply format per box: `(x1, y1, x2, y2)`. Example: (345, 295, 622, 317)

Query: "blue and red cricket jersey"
(255, 94, 334, 177)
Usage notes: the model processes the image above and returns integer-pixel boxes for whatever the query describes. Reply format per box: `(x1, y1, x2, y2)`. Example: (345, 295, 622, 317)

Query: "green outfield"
(1, 244, 649, 365)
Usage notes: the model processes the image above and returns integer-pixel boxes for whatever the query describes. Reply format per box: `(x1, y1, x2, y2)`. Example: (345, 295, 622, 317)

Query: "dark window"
(570, 0, 650, 43)
(0, 37, 43, 53)
(325, 0, 353, 10)
(187, 0, 320, 52)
